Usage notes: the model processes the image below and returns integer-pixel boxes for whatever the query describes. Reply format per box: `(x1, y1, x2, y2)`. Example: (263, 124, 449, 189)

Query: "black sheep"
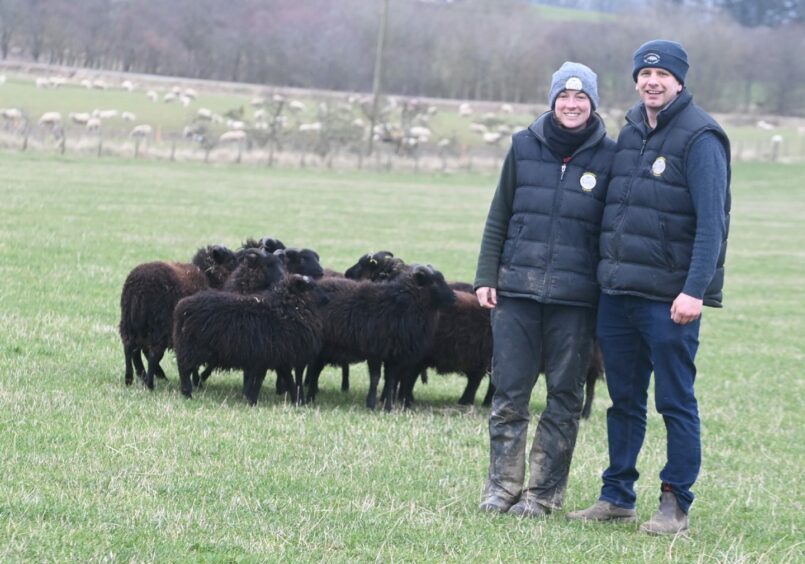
(275, 248, 325, 279)
(173, 274, 327, 405)
(239, 236, 286, 254)
(192, 248, 287, 387)
(119, 245, 238, 390)
(306, 265, 456, 411)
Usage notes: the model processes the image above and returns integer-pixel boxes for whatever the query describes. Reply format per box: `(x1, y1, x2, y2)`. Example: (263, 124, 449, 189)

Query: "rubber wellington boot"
(639, 491, 690, 535)
(509, 493, 550, 518)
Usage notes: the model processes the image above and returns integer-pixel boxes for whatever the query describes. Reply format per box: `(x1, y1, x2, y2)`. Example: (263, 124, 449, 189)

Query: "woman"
(475, 62, 615, 517)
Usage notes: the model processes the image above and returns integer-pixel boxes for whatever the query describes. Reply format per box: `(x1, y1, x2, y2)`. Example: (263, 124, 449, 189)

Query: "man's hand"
(476, 286, 497, 309)
(670, 292, 703, 325)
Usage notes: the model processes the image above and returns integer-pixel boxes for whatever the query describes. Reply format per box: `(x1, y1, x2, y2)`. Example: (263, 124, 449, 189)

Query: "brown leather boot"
(566, 500, 637, 522)
(639, 491, 690, 535)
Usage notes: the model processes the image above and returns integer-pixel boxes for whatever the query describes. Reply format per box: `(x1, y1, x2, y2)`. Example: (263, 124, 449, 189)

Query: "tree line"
(1, 0, 803, 115)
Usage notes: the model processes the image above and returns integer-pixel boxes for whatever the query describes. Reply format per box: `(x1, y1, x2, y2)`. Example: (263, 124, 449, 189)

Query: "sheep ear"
(310, 249, 320, 261)
(378, 250, 394, 258)
(289, 274, 312, 291)
(273, 249, 287, 264)
(413, 265, 431, 286)
(211, 245, 229, 263)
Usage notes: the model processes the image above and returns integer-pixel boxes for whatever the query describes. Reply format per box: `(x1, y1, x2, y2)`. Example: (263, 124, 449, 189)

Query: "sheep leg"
(305, 358, 326, 403)
(155, 363, 167, 380)
(177, 363, 194, 399)
(341, 363, 350, 392)
(581, 345, 604, 419)
(131, 348, 146, 380)
(482, 378, 495, 407)
(458, 372, 484, 406)
(420, 368, 428, 385)
(293, 364, 306, 407)
(399, 365, 421, 409)
(124, 346, 135, 386)
(243, 368, 268, 406)
(144, 347, 165, 390)
(365, 359, 383, 410)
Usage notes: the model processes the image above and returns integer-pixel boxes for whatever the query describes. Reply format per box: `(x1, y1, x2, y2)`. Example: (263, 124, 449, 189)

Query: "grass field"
(0, 152, 803, 562)
(3, 73, 804, 164)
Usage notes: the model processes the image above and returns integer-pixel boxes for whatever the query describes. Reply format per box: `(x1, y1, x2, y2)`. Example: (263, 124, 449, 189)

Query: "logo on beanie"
(565, 76, 583, 91)
(643, 53, 661, 65)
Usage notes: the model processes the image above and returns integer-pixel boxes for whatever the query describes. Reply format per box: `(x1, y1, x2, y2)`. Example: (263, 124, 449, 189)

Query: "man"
(566, 40, 730, 535)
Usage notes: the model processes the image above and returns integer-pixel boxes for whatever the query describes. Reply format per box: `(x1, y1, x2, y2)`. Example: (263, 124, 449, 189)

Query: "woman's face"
(554, 90, 591, 131)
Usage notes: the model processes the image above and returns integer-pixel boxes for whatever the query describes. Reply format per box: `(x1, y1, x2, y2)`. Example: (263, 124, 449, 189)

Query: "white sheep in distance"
(1, 108, 23, 121)
(80, 79, 93, 89)
(35, 77, 50, 88)
(408, 126, 432, 143)
(146, 90, 158, 102)
(163, 92, 177, 103)
(121, 111, 136, 121)
(93, 109, 118, 119)
(299, 122, 322, 132)
(121, 80, 135, 92)
(250, 96, 265, 107)
(49, 77, 67, 88)
(0, 75, 6, 85)
(226, 120, 246, 130)
(92, 79, 108, 90)
(458, 103, 473, 117)
(757, 120, 776, 131)
(469, 122, 488, 134)
(69, 112, 91, 125)
(501, 103, 514, 114)
(38, 112, 62, 126)
(482, 131, 503, 144)
(184, 88, 198, 99)
(86, 117, 102, 132)
(288, 100, 306, 112)
(219, 130, 247, 143)
(130, 124, 153, 138)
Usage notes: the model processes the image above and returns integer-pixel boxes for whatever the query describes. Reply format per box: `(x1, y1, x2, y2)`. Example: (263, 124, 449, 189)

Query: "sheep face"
(275, 248, 324, 279)
(412, 264, 456, 310)
(344, 251, 402, 281)
(191, 245, 238, 289)
(225, 248, 286, 294)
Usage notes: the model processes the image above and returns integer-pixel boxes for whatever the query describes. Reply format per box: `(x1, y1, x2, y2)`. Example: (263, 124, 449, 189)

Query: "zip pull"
(560, 157, 571, 180)
(640, 138, 647, 155)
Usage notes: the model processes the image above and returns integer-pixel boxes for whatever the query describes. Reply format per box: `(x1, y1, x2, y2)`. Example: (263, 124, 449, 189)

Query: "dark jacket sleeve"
(474, 148, 516, 289)
(682, 132, 728, 299)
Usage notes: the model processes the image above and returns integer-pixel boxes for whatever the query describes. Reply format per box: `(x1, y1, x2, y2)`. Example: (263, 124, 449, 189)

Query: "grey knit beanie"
(632, 39, 689, 84)
(548, 61, 599, 110)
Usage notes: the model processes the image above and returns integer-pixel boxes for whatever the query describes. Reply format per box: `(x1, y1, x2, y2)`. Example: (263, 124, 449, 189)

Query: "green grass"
(0, 153, 803, 561)
(5, 73, 803, 161)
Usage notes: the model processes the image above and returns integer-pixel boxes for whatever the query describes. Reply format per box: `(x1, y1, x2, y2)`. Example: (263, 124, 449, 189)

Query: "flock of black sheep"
(119, 237, 602, 414)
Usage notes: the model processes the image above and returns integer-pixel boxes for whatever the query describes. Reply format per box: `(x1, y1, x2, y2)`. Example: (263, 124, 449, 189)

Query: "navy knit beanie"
(548, 61, 600, 110)
(632, 39, 689, 84)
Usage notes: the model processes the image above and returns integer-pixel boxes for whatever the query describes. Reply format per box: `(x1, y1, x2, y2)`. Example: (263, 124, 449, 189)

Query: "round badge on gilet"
(651, 156, 667, 177)
(580, 172, 597, 192)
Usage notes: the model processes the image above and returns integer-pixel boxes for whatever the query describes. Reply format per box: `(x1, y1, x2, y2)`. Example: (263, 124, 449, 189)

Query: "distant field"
(0, 153, 803, 561)
(2, 71, 803, 164)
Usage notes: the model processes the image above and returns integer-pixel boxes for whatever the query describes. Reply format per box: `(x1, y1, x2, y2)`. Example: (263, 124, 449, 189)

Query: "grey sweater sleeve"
(474, 148, 516, 289)
(682, 132, 728, 299)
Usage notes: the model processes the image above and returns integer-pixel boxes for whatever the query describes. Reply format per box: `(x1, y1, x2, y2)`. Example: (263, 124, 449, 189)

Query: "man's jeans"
(596, 292, 701, 514)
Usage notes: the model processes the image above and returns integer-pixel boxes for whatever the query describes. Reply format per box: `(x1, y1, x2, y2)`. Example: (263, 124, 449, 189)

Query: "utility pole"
(367, 0, 389, 156)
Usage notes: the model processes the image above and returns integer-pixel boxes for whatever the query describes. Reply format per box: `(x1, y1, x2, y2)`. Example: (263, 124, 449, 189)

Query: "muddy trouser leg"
(483, 296, 543, 503)
(523, 304, 595, 510)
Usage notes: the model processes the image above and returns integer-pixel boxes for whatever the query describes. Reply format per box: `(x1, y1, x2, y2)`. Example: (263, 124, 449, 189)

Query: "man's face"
(636, 67, 683, 111)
